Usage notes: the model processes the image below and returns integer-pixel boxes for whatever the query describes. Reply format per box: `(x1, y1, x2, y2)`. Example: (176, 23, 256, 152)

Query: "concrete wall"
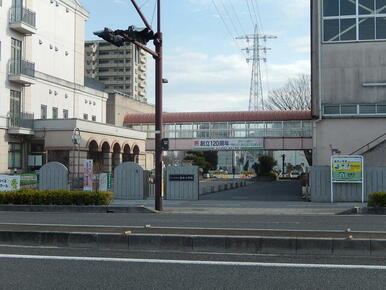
(314, 118, 386, 166)
(363, 141, 386, 167)
(106, 93, 154, 126)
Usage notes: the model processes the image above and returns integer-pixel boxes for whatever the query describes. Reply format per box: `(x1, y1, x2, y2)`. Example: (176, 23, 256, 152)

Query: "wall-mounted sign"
(331, 156, 363, 182)
(331, 155, 364, 203)
(192, 138, 264, 151)
(99, 173, 112, 191)
(169, 174, 195, 182)
(20, 174, 38, 185)
(83, 159, 93, 191)
(0, 175, 20, 192)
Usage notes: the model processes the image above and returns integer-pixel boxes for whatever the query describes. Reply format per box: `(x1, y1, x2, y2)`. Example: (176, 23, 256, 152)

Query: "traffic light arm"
(114, 30, 159, 58)
(130, 0, 153, 32)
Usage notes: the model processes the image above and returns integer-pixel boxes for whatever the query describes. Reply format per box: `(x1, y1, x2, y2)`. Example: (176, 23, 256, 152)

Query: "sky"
(81, 0, 310, 112)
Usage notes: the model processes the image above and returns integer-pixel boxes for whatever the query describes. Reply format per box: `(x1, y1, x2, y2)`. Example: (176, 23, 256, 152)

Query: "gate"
(39, 162, 69, 190)
(165, 166, 199, 200)
(113, 162, 144, 200)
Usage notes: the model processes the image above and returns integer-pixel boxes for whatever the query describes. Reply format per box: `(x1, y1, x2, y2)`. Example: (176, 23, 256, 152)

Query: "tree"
(265, 74, 311, 111)
(258, 155, 277, 176)
(184, 151, 218, 173)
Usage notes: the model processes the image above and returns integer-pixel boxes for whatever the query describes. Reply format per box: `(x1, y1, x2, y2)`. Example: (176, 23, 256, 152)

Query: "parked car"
(289, 171, 301, 179)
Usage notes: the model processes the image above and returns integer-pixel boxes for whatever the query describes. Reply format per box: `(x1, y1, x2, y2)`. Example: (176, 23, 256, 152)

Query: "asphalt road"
(0, 246, 385, 290)
(201, 180, 302, 201)
(0, 212, 386, 231)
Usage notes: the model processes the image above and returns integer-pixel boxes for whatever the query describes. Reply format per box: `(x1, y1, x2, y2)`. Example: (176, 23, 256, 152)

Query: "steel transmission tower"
(237, 25, 276, 111)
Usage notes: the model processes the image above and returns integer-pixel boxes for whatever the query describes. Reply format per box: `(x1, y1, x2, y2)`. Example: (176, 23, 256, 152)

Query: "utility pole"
(94, 0, 164, 211)
(236, 25, 276, 111)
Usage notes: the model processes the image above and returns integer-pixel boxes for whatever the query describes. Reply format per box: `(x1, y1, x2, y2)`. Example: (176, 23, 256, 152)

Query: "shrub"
(258, 155, 277, 176)
(0, 189, 113, 206)
(368, 192, 386, 207)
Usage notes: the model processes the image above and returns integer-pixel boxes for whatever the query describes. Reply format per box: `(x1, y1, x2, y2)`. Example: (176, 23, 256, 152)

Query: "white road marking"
(0, 254, 385, 270)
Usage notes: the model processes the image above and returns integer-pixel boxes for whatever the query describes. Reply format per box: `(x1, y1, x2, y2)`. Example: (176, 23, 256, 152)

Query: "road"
(201, 180, 302, 201)
(0, 245, 385, 289)
(0, 212, 385, 231)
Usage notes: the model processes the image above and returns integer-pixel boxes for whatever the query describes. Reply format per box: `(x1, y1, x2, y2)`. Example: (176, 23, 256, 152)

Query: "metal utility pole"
(94, 0, 163, 211)
(237, 25, 276, 111)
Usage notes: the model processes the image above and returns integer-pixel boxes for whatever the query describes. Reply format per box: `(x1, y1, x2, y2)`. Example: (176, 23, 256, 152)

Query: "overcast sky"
(81, 0, 310, 112)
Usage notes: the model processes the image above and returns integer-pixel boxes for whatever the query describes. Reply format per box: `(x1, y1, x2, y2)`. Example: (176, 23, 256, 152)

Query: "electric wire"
(229, 0, 247, 36)
(219, 0, 240, 36)
(245, 0, 256, 30)
(151, 0, 156, 26)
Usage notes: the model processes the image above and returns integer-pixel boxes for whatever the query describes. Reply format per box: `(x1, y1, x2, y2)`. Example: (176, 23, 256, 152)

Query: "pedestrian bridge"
(124, 110, 313, 151)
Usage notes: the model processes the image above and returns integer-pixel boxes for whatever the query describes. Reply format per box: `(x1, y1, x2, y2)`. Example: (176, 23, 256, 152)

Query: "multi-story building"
(0, 0, 152, 175)
(84, 40, 147, 102)
(312, 0, 386, 166)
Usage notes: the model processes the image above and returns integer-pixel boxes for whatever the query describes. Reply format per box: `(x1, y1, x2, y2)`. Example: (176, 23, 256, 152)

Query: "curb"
(0, 205, 156, 213)
(0, 231, 385, 257)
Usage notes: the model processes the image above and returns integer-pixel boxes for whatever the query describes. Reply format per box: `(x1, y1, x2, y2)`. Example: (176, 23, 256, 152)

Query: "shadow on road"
(201, 180, 303, 202)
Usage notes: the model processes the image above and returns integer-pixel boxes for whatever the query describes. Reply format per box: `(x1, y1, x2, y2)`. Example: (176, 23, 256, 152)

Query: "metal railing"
(9, 59, 35, 78)
(10, 7, 36, 28)
(8, 112, 34, 129)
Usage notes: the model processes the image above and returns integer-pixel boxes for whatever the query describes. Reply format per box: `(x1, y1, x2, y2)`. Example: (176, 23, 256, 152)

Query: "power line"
(251, 0, 264, 33)
(219, 0, 240, 36)
(245, 0, 256, 30)
(229, 0, 247, 36)
(212, 0, 236, 41)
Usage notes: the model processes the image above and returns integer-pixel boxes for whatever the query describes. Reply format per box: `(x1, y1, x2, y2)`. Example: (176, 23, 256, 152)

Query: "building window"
(41, 105, 47, 119)
(83, 114, 88, 120)
(8, 143, 21, 169)
(52, 107, 58, 119)
(10, 90, 21, 127)
(92, 115, 96, 122)
(63, 109, 68, 119)
(323, 0, 386, 42)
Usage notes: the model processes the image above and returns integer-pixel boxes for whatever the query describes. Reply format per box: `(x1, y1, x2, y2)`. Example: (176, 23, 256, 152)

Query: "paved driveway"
(201, 180, 303, 201)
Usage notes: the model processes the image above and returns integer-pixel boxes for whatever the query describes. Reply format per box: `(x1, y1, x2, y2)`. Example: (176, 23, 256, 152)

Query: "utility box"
(165, 166, 199, 200)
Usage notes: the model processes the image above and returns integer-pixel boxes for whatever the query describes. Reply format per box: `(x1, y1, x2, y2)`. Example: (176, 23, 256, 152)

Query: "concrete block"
(296, 238, 333, 255)
(193, 236, 226, 252)
(97, 234, 129, 249)
(261, 237, 297, 254)
(129, 234, 162, 250)
(40, 232, 69, 247)
(68, 233, 98, 248)
(159, 235, 193, 251)
(370, 239, 386, 257)
(10, 232, 42, 246)
(225, 237, 260, 253)
(333, 239, 371, 256)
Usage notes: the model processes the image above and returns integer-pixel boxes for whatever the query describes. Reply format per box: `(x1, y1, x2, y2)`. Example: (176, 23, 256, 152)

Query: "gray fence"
(39, 162, 68, 190)
(113, 162, 144, 200)
(165, 166, 199, 200)
(310, 166, 386, 202)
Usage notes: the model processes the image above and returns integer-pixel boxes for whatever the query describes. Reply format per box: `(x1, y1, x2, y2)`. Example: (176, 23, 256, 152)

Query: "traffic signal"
(94, 28, 125, 47)
(126, 26, 154, 44)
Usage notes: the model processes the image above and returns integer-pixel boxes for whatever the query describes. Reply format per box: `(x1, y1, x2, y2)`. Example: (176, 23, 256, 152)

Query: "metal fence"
(10, 7, 36, 28)
(9, 59, 35, 78)
(310, 166, 386, 202)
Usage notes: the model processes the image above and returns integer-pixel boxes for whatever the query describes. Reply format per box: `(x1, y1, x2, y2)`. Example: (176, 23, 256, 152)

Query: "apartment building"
(84, 40, 147, 102)
(0, 0, 151, 174)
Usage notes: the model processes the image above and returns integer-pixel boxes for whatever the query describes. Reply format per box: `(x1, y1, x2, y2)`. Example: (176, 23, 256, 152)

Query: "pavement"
(0, 246, 385, 289)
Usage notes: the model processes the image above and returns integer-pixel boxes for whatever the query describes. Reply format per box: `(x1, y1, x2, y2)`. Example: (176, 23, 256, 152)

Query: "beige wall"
(314, 118, 386, 166)
(106, 93, 154, 126)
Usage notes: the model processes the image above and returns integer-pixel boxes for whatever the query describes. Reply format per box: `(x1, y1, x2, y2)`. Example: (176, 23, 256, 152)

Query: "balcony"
(7, 112, 35, 135)
(8, 59, 35, 85)
(9, 7, 37, 35)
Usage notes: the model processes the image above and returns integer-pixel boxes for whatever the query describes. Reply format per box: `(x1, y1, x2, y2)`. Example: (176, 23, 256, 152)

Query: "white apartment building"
(84, 40, 147, 102)
(0, 0, 152, 175)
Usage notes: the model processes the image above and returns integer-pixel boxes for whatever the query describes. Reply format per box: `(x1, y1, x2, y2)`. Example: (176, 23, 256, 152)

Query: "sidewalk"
(111, 199, 363, 215)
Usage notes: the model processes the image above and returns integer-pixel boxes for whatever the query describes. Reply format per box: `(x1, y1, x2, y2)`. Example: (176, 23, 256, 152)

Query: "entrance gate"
(39, 162, 69, 190)
(113, 162, 144, 200)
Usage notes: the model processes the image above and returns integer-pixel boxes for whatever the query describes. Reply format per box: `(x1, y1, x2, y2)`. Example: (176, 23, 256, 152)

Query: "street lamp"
(94, 0, 164, 211)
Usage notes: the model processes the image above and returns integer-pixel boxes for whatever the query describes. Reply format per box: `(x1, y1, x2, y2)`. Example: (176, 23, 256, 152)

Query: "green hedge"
(368, 192, 386, 207)
(0, 189, 113, 206)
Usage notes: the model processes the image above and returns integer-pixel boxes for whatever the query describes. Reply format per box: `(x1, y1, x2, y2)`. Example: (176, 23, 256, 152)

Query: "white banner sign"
(83, 159, 93, 191)
(192, 139, 264, 150)
(0, 175, 21, 192)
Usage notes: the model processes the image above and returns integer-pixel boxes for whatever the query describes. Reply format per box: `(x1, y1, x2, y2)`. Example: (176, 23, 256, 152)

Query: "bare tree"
(265, 74, 311, 111)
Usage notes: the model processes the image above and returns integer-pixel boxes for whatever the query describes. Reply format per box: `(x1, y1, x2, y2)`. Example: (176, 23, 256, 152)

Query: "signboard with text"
(331, 156, 363, 183)
(83, 159, 93, 191)
(192, 139, 264, 151)
(330, 155, 364, 203)
(0, 175, 21, 192)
